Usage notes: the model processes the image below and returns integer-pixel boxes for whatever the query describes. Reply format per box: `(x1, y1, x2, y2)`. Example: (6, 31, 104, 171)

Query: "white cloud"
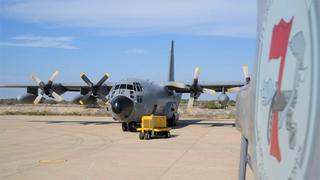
(125, 49, 146, 54)
(0, 0, 256, 37)
(0, 35, 77, 49)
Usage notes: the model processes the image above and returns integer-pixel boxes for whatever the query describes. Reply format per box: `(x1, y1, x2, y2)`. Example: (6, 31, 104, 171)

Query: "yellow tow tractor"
(137, 115, 171, 140)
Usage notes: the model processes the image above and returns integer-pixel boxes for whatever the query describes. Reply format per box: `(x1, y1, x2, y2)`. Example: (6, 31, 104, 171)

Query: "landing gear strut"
(238, 135, 249, 180)
(167, 114, 177, 127)
(122, 122, 137, 132)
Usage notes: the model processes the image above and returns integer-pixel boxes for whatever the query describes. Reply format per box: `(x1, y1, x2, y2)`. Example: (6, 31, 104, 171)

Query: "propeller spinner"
(187, 67, 216, 112)
(32, 70, 63, 104)
(79, 73, 110, 105)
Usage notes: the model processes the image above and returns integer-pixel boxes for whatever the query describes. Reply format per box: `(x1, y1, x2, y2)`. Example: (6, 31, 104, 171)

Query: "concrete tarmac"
(0, 116, 253, 180)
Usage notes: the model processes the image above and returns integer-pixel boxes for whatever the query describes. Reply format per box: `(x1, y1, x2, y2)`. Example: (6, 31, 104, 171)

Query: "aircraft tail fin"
(168, 40, 175, 81)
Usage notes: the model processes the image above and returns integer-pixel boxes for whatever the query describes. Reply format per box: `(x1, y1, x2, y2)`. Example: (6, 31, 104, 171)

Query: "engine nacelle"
(17, 93, 38, 103)
(218, 93, 230, 107)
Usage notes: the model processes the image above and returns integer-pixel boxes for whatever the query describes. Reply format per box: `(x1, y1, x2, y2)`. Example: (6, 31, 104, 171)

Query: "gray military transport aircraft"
(0, 41, 245, 131)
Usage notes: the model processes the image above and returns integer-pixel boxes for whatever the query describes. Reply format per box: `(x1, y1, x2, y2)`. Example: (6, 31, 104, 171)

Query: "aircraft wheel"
(144, 132, 151, 140)
(122, 123, 128, 131)
(165, 132, 171, 138)
(139, 132, 144, 140)
(128, 122, 137, 132)
(168, 115, 177, 127)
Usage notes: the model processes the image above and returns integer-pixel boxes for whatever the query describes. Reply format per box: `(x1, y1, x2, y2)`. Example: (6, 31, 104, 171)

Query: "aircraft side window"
(115, 85, 120, 90)
(120, 84, 126, 89)
(127, 84, 133, 90)
(137, 95, 143, 103)
(136, 85, 141, 92)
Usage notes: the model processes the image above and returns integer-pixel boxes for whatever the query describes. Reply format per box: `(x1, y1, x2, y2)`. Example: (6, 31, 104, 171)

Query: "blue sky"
(0, 0, 257, 100)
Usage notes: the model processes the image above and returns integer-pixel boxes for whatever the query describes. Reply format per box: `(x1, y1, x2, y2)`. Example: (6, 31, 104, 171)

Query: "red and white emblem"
(255, 0, 319, 179)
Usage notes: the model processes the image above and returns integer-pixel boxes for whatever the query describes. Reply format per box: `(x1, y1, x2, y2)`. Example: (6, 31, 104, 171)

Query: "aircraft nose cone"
(111, 96, 134, 119)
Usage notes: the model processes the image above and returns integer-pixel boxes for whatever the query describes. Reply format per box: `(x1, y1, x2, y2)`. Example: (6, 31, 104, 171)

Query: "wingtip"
(80, 73, 85, 78)
(79, 100, 84, 105)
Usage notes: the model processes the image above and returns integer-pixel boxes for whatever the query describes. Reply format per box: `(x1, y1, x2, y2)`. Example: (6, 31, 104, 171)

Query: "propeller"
(31, 70, 63, 104)
(227, 65, 250, 93)
(79, 73, 110, 105)
(242, 64, 250, 84)
(186, 67, 216, 112)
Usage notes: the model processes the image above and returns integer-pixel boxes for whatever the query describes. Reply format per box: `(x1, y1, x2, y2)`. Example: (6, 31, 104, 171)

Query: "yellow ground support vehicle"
(136, 115, 171, 140)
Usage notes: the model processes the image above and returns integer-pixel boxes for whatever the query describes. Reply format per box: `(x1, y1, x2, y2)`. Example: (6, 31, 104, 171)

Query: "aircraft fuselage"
(107, 78, 182, 124)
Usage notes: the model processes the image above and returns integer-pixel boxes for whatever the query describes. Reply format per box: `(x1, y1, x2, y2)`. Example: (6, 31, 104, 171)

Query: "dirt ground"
(0, 115, 253, 180)
(0, 104, 236, 119)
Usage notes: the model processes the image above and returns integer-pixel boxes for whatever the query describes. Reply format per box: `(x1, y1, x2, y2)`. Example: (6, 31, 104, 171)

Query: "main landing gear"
(122, 122, 137, 132)
(167, 114, 178, 127)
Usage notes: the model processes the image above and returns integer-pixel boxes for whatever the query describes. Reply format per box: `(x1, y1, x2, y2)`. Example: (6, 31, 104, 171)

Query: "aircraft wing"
(60, 83, 114, 92)
(165, 81, 245, 93)
(196, 81, 245, 92)
(0, 82, 114, 92)
(0, 84, 39, 88)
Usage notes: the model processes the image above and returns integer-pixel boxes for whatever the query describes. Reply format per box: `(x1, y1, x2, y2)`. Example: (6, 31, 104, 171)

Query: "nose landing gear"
(122, 122, 128, 131)
(122, 122, 137, 132)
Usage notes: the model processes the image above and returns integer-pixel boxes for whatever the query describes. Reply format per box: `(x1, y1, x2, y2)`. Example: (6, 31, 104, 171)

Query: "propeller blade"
(33, 94, 43, 104)
(80, 73, 93, 87)
(167, 82, 189, 89)
(31, 75, 43, 85)
(79, 99, 85, 105)
(192, 67, 200, 86)
(202, 88, 216, 96)
(51, 91, 63, 102)
(187, 97, 195, 112)
(97, 92, 108, 104)
(79, 91, 92, 105)
(242, 64, 250, 83)
(228, 87, 241, 93)
(49, 70, 60, 82)
(194, 67, 200, 79)
(96, 73, 110, 87)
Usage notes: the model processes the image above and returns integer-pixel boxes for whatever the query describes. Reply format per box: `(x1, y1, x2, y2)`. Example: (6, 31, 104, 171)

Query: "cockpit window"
(132, 82, 143, 92)
(127, 84, 133, 90)
(133, 82, 137, 91)
(115, 85, 120, 90)
(120, 84, 126, 89)
(137, 83, 143, 92)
